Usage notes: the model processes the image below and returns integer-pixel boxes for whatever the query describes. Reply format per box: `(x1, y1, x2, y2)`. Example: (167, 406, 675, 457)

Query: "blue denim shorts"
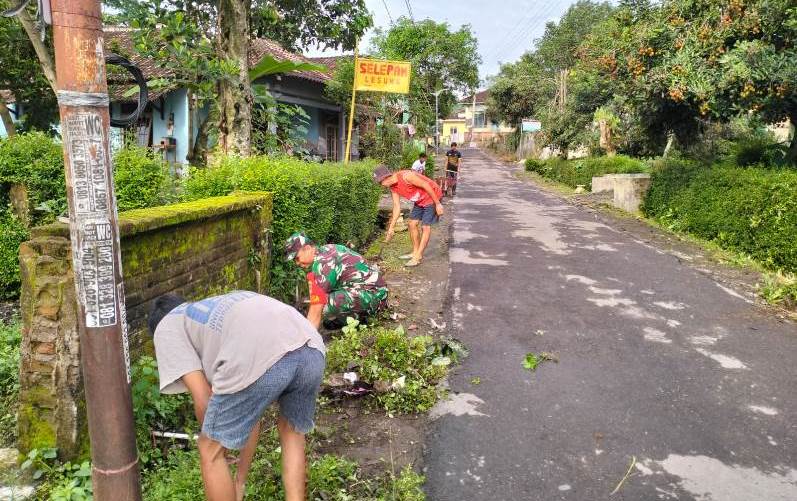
(409, 203, 439, 225)
(201, 345, 325, 450)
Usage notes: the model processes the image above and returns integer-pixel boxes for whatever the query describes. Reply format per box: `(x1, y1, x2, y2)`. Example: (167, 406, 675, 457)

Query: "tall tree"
(250, 0, 371, 51)
(487, 1, 615, 154)
(216, 0, 251, 156)
(653, 0, 797, 161)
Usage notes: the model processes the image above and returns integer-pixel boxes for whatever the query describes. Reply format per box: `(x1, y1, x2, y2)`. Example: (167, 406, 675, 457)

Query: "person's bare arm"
(406, 172, 444, 216)
(182, 370, 212, 426)
(385, 191, 402, 242)
(306, 303, 323, 329)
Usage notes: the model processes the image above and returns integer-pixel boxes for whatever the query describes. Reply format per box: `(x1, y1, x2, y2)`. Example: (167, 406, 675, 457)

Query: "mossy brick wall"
(16, 192, 273, 459)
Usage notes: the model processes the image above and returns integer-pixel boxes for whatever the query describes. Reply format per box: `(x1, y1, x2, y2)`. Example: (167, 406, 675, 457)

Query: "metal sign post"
(50, 0, 141, 498)
(344, 39, 360, 164)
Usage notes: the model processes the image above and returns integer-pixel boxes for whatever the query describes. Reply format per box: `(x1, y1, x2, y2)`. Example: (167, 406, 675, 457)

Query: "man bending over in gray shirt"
(148, 291, 326, 501)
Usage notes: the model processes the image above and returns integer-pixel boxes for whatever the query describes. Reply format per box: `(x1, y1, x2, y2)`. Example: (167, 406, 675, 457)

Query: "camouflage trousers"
(323, 286, 389, 319)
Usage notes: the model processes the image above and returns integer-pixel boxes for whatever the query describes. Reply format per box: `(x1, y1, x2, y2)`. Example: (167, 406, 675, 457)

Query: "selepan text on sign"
(355, 58, 411, 94)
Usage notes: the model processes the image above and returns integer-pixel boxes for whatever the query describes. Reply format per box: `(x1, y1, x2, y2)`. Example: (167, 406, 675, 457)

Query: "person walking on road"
(445, 142, 462, 195)
(373, 164, 444, 267)
(148, 291, 326, 501)
(411, 152, 428, 174)
(285, 232, 389, 329)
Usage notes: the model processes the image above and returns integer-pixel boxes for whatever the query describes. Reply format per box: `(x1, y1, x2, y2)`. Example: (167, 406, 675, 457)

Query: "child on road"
(411, 152, 427, 174)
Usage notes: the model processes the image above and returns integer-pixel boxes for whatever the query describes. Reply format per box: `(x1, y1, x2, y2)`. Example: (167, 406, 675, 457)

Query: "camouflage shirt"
(309, 244, 385, 299)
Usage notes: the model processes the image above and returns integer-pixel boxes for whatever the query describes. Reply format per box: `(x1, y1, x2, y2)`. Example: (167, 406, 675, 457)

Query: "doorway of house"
(326, 125, 338, 161)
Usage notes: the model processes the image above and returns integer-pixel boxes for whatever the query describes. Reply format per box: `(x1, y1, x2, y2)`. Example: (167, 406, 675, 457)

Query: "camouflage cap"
(284, 231, 313, 261)
(372, 164, 392, 184)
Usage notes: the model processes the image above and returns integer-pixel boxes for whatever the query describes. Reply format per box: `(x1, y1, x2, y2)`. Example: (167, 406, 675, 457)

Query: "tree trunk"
(0, 97, 16, 137)
(788, 114, 797, 165)
(189, 113, 214, 167)
(216, 0, 252, 157)
(16, 8, 57, 94)
(663, 132, 675, 158)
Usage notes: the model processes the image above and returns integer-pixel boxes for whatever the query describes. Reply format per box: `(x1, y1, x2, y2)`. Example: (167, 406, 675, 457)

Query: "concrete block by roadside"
(591, 174, 617, 193)
(591, 173, 651, 212)
(613, 174, 651, 212)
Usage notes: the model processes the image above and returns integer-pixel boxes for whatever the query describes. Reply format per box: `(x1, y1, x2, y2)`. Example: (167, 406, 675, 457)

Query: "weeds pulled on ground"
(324, 319, 463, 415)
(19, 349, 430, 500)
(759, 272, 797, 309)
(4, 315, 448, 499)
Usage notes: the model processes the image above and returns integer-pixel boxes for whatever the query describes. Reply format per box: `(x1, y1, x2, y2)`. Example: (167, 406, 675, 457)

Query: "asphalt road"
(423, 148, 797, 500)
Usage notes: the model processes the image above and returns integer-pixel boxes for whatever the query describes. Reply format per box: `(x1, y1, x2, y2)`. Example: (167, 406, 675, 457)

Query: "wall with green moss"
(16, 192, 273, 459)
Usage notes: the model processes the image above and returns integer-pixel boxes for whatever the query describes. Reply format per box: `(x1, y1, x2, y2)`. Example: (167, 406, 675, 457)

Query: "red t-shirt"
(390, 170, 442, 207)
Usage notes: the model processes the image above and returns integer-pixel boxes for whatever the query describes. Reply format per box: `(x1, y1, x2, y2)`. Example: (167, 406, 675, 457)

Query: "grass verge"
(365, 229, 413, 274)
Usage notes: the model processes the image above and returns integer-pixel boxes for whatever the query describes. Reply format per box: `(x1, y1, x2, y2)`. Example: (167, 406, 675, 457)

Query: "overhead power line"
(404, 0, 415, 21)
(381, 0, 394, 24)
(488, 0, 567, 68)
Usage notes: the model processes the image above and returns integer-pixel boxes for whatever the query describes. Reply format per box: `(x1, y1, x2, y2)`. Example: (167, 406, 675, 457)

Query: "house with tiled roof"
(306, 55, 351, 73)
(247, 39, 349, 161)
(102, 28, 348, 165)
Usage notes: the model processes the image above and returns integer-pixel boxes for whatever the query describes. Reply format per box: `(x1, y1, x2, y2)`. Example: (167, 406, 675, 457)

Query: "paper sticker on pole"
(355, 58, 411, 94)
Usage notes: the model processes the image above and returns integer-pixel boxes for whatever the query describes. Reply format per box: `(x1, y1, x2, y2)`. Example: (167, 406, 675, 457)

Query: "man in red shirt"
(373, 165, 444, 267)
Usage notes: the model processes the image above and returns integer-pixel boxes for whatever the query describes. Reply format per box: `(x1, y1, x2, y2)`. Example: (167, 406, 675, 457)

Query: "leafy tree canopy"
(104, 0, 372, 51)
(0, 5, 58, 133)
(372, 18, 480, 129)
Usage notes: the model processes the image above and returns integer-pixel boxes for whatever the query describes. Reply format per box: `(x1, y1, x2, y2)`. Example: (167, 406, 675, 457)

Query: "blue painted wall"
(0, 103, 21, 138)
(303, 105, 320, 145)
(152, 88, 190, 165)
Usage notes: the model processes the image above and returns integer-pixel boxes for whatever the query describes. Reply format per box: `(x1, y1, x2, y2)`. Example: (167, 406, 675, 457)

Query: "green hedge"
(0, 211, 29, 299)
(642, 159, 797, 272)
(0, 133, 176, 298)
(525, 155, 649, 190)
(183, 156, 381, 301)
(0, 132, 66, 225)
(183, 155, 381, 249)
(113, 146, 173, 211)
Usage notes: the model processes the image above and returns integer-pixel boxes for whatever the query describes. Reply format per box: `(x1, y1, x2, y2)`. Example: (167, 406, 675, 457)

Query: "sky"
(306, 0, 583, 86)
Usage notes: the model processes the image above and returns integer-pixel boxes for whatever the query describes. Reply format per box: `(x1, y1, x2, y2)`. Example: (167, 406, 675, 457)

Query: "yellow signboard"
(355, 58, 411, 94)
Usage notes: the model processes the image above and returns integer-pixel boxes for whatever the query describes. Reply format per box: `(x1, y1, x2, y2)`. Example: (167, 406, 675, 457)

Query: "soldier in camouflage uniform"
(285, 232, 389, 329)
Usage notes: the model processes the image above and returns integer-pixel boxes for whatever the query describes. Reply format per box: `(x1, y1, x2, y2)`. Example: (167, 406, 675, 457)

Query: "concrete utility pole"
(470, 89, 477, 147)
(50, 1, 142, 498)
(433, 89, 443, 155)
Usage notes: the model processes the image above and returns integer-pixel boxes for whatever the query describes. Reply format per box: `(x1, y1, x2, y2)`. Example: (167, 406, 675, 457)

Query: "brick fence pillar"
(17, 227, 86, 458)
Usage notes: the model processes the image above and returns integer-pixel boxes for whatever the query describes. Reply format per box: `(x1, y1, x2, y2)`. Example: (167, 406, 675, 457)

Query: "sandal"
(399, 254, 414, 260)
(405, 258, 422, 267)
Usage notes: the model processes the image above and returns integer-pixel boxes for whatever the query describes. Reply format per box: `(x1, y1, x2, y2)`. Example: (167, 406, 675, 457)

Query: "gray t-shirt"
(154, 291, 325, 395)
